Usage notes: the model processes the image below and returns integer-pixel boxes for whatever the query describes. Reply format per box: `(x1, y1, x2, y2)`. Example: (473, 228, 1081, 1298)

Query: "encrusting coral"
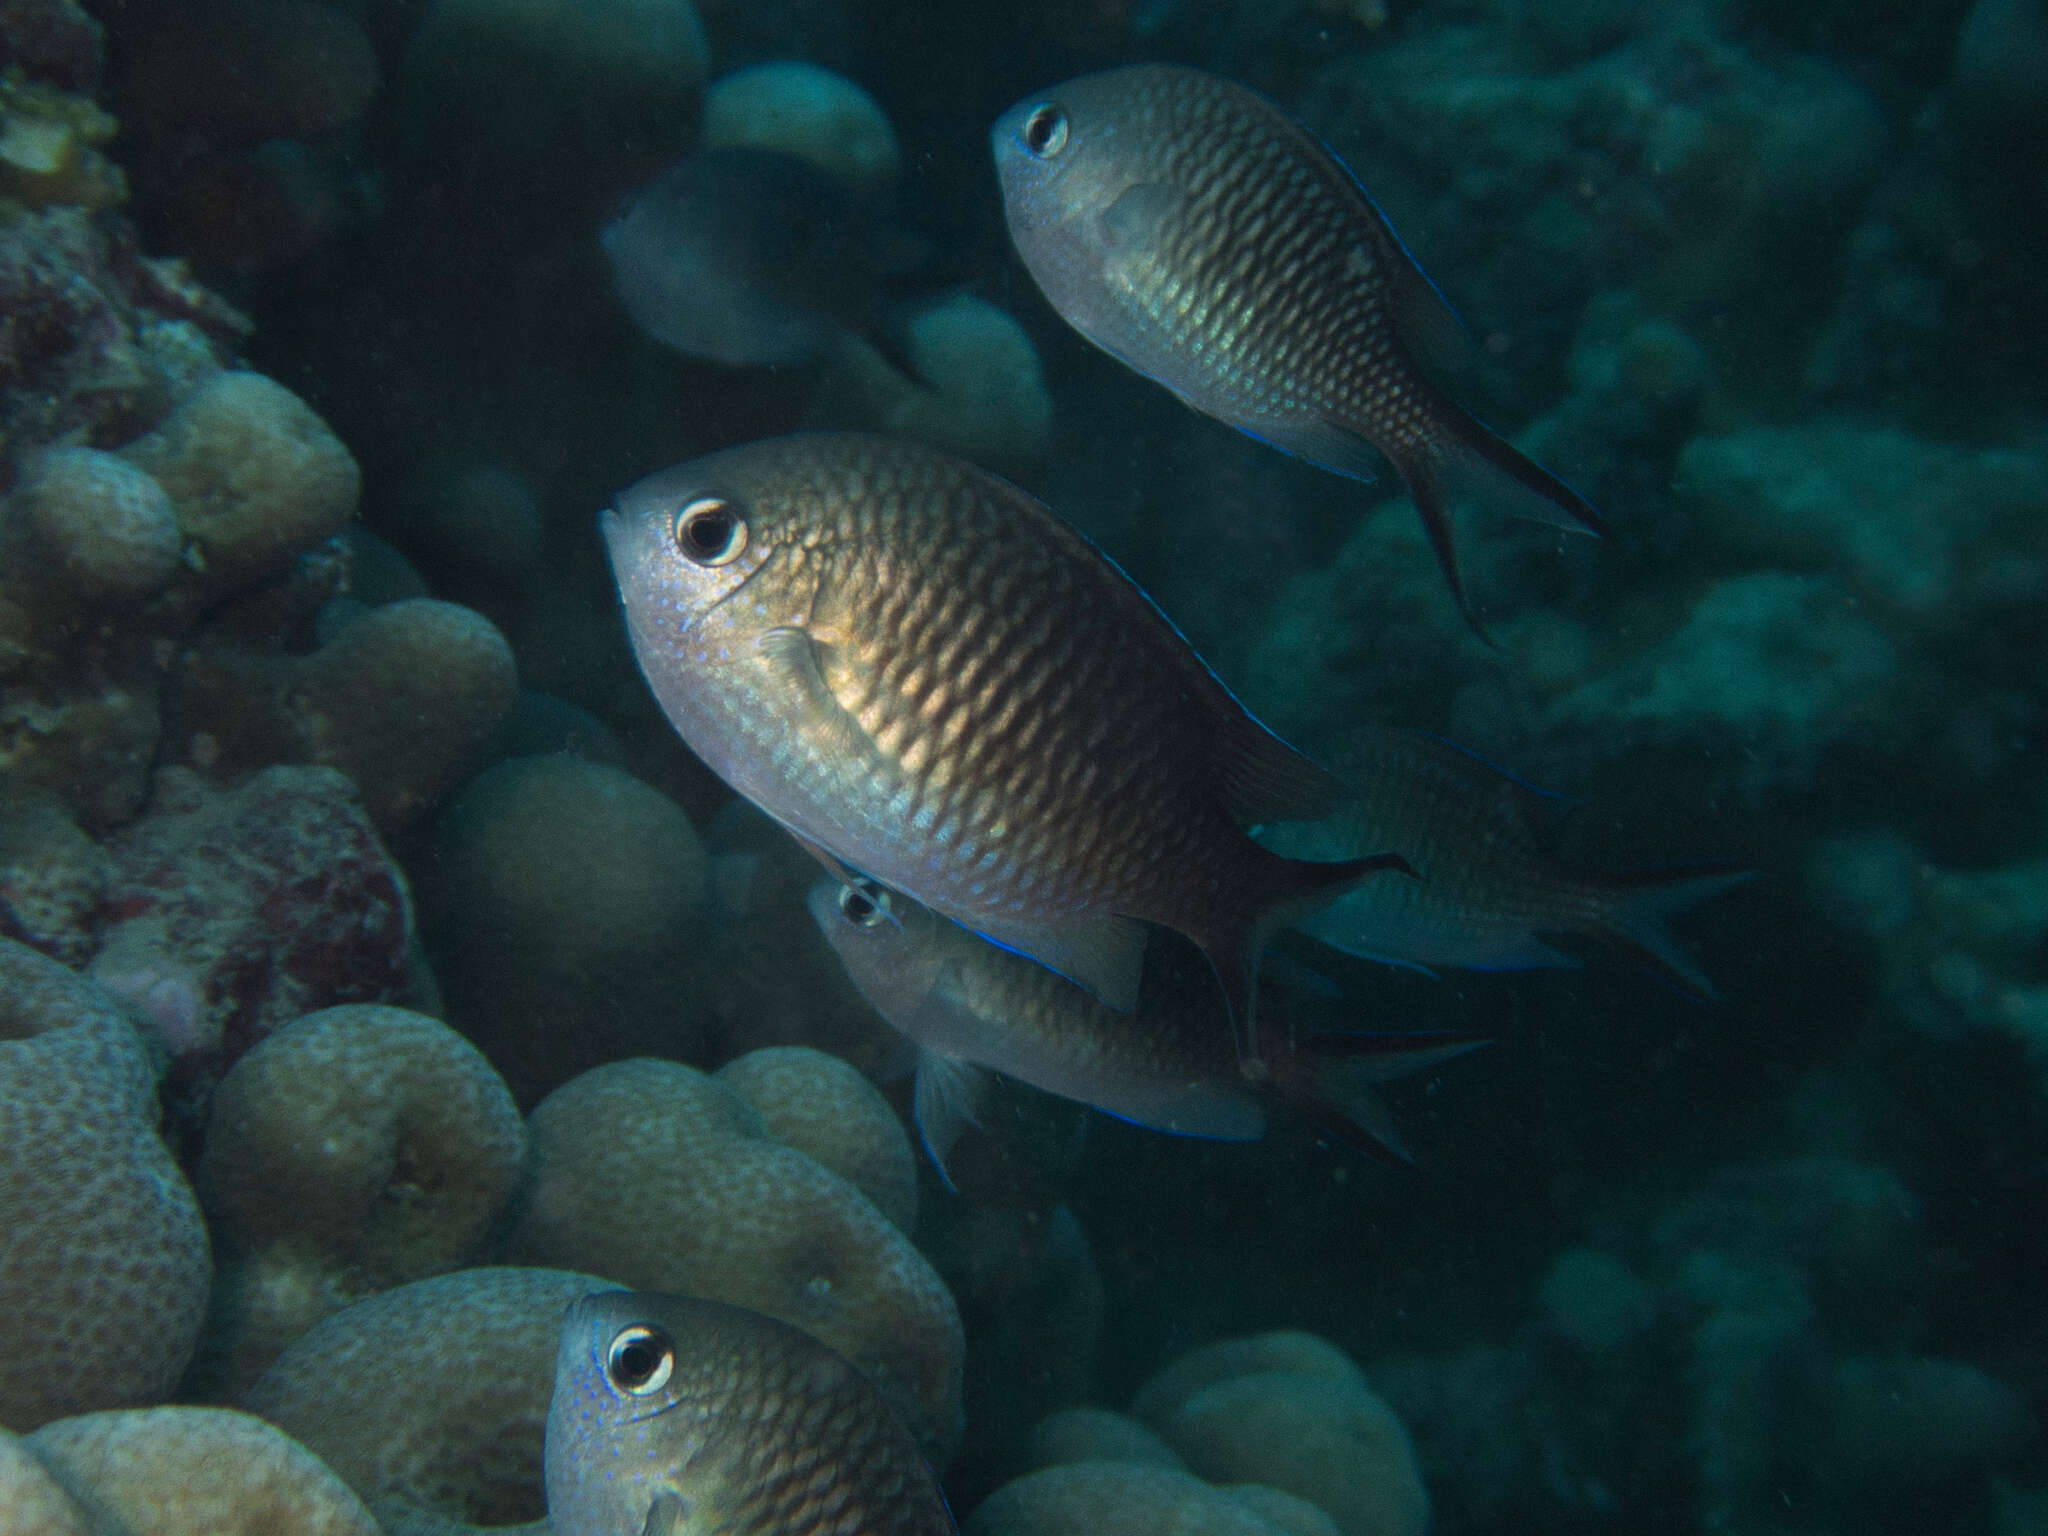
(502, 1055, 966, 1461)
(193, 1005, 527, 1397)
(985, 1330, 1429, 1536)
(26, 1406, 381, 1536)
(242, 1267, 612, 1534)
(714, 1044, 919, 1233)
(419, 754, 710, 1103)
(0, 938, 210, 1433)
(0, 1426, 93, 1536)
(170, 596, 519, 835)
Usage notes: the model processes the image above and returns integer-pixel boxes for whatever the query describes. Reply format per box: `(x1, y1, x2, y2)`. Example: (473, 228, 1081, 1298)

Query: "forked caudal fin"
(1269, 1030, 1489, 1168)
(1380, 398, 1604, 648)
(1590, 862, 1757, 1001)
(1207, 850, 1416, 1067)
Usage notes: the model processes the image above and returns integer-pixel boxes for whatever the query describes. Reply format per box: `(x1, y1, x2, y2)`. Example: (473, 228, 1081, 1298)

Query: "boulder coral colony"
(0, 1, 2042, 1534)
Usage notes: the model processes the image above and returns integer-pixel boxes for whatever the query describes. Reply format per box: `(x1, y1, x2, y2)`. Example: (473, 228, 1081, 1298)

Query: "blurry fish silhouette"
(601, 432, 1408, 1061)
(809, 875, 1483, 1180)
(603, 146, 927, 376)
(1260, 726, 1752, 996)
(992, 63, 1604, 638)
(547, 1289, 957, 1536)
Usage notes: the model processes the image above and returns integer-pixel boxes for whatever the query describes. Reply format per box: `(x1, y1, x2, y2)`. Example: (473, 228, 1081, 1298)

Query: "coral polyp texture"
(26, 1406, 382, 1536)
(503, 1055, 967, 1461)
(0, 939, 210, 1433)
(241, 1267, 615, 1534)
(1, 0, 2046, 1528)
(0, 1427, 94, 1536)
(713, 1044, 921, 1233)
(194, 1004, 527, 1396)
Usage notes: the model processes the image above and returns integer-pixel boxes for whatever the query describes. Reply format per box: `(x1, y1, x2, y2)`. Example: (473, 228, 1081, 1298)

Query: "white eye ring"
(837, 881, 892, 929)
(673, 496, 748, 567)
(605, 1325, 675, 1396)
(1021, 104, 1068, 158)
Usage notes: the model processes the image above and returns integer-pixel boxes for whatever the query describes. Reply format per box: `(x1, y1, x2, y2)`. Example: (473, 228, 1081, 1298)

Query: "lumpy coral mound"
(0, 939, 210, 1433)
(503, 1054, 966, 1462)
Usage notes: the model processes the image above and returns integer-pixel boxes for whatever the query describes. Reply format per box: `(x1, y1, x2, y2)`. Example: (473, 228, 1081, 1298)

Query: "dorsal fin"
(1211, 712, 1355, 825)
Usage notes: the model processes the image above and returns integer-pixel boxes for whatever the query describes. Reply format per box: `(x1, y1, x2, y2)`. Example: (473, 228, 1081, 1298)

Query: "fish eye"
(604, 1325, 675, 1396)
(837, 880, 891, 928)
(1021, 103, 1068, 158)
(673, 496, 747, 566)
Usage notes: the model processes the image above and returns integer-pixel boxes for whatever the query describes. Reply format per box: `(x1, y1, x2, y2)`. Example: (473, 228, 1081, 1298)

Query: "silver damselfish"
(546, 1289, 956, 1536)
(601, 431, 1405, 1060)
(993, 63, 1605, 638)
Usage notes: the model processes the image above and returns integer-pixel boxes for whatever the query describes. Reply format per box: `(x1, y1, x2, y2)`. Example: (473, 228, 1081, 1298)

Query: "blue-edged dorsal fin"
(967, 910, 1148, 1015)
(1343, 196, 1475, 384)
(1211, 711, 1355, 826)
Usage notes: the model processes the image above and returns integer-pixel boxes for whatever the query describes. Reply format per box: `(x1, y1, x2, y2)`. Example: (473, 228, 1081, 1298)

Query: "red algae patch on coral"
(87, 766, 425, 1076)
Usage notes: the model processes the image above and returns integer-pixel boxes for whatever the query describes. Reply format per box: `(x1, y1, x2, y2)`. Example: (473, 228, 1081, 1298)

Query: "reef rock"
(86, 766, 426, 1080)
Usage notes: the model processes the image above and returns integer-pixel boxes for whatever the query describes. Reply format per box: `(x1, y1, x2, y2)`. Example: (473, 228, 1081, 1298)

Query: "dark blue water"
(0, 1, 2041, 1531)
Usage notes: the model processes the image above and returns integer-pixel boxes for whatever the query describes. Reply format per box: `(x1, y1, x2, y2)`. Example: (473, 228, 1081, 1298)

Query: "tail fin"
(1208, 851, 1416, 1068)
(1589, 863, 1756, 1000)
(1393, 394, 1606, 646)
(1268, 1030, 1489, 1168)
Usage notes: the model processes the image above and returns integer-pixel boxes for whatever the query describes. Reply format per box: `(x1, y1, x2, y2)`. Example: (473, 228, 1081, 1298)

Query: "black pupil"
(1027, 108, 1058, 152)
(842, 890, 875, 923)
(684, 508, 732, 556)
(615, 1339, 659, 1383)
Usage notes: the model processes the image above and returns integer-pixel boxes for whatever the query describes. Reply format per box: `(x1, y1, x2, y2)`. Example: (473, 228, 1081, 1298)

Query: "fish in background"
(547, 1289, 957, 1536)
(1258, 725, 1752, 995)
(601, 431, 1409, 1061)
(992, 62, 1605, 638)
(808, 875, 1482, 1181)
(602, 146, 927, 375)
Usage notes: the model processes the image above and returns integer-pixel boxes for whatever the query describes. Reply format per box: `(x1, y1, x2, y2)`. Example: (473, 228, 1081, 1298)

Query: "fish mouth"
(597, 505, 629, 568)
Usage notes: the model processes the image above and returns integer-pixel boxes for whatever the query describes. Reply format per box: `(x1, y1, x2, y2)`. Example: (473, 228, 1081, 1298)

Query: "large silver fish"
(808, 875, 1482, 1179)
(547, 1289, 957, 1536)
(602, 432, 1404, 1058)
(992, 63, 1604, 636)
(1259, 726, 1751, 995)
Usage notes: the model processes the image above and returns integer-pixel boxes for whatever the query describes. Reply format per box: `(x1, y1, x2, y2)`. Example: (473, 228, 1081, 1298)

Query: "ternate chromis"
(993, 62, 1605, 638)
(601, 432, 1408, 1063)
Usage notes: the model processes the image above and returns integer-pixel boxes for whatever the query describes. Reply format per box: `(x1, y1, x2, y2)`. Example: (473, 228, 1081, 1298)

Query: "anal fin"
(913, 1051, 991, 1192)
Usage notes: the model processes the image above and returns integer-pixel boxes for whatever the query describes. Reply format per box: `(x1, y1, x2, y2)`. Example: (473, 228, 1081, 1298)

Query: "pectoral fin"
(757, 626, 878, 767)
(1100, 180, 1185, 253)
(969, 911, 1148, 1014)
(642, 1491, 687, 1536)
